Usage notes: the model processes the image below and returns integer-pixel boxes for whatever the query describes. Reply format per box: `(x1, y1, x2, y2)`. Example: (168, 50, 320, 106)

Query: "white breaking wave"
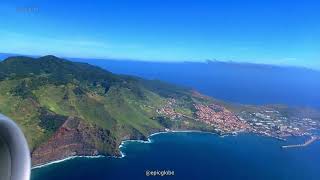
(32, 155, 105, 169)
(32, 130, 220, 169)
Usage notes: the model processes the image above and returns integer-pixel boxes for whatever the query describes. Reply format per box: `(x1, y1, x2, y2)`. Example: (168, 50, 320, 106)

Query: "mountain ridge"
(0, 55, 221, 166)
(1, 55, 319, 166)
(1, 53, 319, 72)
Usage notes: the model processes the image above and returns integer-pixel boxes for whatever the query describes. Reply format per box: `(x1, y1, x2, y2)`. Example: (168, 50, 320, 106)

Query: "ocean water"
(2, 54, 319, 179)
(71, 59, 320, 108)
(31, 132, 320, 180)
(1, 54, 319, 107)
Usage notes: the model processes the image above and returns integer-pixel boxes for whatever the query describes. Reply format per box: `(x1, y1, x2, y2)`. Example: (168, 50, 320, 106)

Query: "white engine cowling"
(0, 114, 31, 180)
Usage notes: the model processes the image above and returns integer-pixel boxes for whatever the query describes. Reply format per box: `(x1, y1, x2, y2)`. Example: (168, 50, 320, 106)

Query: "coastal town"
(237, 109, 320, 138)
(157, 98, 320, 142)
(193, 104, 249, 133)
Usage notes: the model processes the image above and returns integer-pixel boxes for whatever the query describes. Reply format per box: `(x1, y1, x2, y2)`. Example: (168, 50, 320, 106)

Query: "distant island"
(0, 55, 319, 166)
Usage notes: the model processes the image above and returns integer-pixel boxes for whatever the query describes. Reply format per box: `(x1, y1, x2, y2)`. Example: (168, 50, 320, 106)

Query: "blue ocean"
(32, 132, 320, 180)
(72, 59, 320, 108)
(28, 59, 320, 180)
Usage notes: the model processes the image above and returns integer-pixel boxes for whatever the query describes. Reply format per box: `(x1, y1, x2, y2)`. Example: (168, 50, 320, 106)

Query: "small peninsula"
(0, 55, 319, 166)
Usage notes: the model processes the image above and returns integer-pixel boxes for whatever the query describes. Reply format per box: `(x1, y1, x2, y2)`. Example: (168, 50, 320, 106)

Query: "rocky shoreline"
(31, 117, 120, 166)
(32, 127, 320, 168)
(31, 129, 216, 168)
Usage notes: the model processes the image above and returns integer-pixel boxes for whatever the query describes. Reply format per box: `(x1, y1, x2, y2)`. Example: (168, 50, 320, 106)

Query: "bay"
(31, 132, 320, 180)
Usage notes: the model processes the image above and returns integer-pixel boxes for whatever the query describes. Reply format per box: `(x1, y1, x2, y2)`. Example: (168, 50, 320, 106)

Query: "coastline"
(31, 130, 217, 170)
(31, 129, 304, 170)
(32, 155, 106, 170)
(119, 130, 214, 149)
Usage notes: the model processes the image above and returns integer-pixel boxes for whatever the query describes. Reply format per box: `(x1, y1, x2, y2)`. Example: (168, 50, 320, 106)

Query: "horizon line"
(1, 51, 319, 72)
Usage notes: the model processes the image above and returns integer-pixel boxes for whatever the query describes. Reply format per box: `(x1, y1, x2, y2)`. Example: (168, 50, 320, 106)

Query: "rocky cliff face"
(0, 55, 242, 166)
(31, 117, 118, 166)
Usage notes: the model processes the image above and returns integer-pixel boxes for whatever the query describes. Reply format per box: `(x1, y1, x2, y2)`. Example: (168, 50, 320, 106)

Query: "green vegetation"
(0, 55, 212, 157)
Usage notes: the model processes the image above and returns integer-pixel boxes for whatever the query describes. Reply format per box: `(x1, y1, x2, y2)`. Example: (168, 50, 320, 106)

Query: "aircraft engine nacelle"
(0, 114, 31, 180)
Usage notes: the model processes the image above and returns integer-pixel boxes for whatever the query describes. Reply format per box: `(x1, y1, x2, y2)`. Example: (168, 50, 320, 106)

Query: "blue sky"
(0, 0, 319, 69)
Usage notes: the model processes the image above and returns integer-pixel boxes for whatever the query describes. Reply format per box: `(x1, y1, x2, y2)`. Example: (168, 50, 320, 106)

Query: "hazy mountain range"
(2, 53, 319, 109)
(0, 54, 319, 167)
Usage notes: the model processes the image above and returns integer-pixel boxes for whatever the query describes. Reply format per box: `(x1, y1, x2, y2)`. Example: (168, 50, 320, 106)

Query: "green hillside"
(1, 55, 319, 166)
(0, 55, 216, 165)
